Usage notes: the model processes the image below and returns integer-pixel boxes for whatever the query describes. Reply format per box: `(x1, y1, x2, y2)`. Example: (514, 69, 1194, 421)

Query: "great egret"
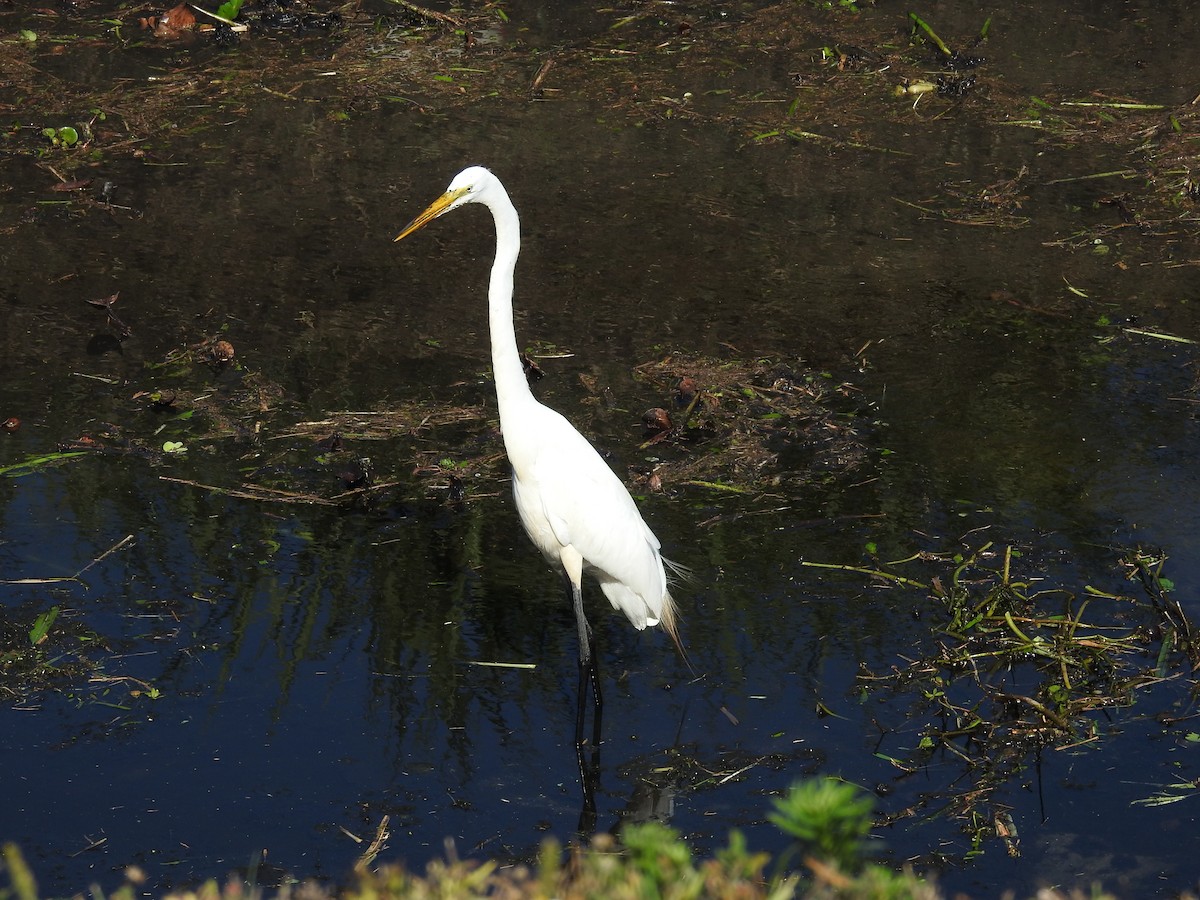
(394, 166, 684, 755)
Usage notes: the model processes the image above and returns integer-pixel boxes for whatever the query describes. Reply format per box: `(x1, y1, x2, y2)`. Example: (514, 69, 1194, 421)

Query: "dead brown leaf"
(51, 179, 93, 192)
(153, 3, 196, 38)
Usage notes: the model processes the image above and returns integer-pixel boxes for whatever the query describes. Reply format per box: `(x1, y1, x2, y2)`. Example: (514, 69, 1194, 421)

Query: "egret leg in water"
(395, 166, 687, 803)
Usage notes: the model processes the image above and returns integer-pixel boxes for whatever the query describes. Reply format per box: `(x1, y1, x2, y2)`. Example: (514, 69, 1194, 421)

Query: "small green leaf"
(19, 29, 37, 42)
(162, 440, 186, 454)
(0, 451, 87, 477)
(57, 126, 79, 147)
(29, 606, 60, 645)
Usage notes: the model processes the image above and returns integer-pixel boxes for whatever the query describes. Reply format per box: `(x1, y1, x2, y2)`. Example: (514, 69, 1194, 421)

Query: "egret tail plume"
(655, 584, 696, 678)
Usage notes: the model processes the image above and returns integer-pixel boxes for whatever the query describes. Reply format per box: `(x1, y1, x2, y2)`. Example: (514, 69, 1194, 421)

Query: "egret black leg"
(565, 573, 603, 747)
(565, 573, 604, 817)
(576, 740, 600, 837)
(587, 627, 603, 749)
(575, 647, 589, 747)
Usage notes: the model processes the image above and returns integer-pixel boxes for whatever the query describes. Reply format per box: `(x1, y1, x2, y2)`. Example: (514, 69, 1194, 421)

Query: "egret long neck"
(486, 187, 533, 418)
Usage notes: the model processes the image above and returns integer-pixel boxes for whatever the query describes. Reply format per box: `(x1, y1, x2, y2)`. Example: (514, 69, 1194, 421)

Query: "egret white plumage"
(394, 166, 684, 754)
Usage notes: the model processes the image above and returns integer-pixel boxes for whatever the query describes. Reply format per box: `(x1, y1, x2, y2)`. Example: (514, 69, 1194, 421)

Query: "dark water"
(2, 1, 1200, 896)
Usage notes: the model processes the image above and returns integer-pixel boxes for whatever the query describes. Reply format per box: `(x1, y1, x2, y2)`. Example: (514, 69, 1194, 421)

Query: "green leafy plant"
(41, 126, 79, 149)
(622, 822, 696, 890)
(769, 778, 876, 873)
(215, 0, 243, 21)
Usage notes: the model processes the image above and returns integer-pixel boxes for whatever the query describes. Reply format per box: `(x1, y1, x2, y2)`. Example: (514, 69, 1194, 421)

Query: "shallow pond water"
(2, 1, 1200, 897)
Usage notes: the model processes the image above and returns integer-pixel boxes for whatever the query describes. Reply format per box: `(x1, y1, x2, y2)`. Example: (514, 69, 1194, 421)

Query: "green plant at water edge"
(769, 778, 875, 874)
(620, 821, 697, 892)
(0, 781, 954, 899)
(2, 843, 38, 900)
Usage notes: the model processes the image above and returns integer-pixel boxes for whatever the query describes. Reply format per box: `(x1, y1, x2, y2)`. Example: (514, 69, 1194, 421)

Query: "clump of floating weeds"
(0, 602, 104, 705)
(229, 351, 871, 505)
(824, 542, 1199, 857)
(631, 354, 871, 494)
(41, 318, 866, 506)
(0, 537, 168, 708)
(894, 165, 1031, 229)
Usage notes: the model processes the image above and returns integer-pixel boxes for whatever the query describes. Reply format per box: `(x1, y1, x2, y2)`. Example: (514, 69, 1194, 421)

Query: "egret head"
(395, 166, 497, 243)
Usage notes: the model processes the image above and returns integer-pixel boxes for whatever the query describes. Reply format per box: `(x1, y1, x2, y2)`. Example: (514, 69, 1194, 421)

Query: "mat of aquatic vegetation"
(4, 2, 1198, 248)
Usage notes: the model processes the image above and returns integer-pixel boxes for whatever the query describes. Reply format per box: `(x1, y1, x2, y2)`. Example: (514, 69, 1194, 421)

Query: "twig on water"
(353, 816, 391, 874)
(0, 534, 135, 586)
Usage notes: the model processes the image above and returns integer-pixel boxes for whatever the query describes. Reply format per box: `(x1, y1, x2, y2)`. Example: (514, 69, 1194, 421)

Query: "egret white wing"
(507, 404, 670, 630)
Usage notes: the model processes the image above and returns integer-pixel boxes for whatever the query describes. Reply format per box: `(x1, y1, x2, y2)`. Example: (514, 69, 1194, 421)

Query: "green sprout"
(41, 126, 79, 148)
(216, 0, 244, 20)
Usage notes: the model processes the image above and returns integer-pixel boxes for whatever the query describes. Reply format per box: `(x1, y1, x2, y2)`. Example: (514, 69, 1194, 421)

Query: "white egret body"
(395, 167, 682, 749)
